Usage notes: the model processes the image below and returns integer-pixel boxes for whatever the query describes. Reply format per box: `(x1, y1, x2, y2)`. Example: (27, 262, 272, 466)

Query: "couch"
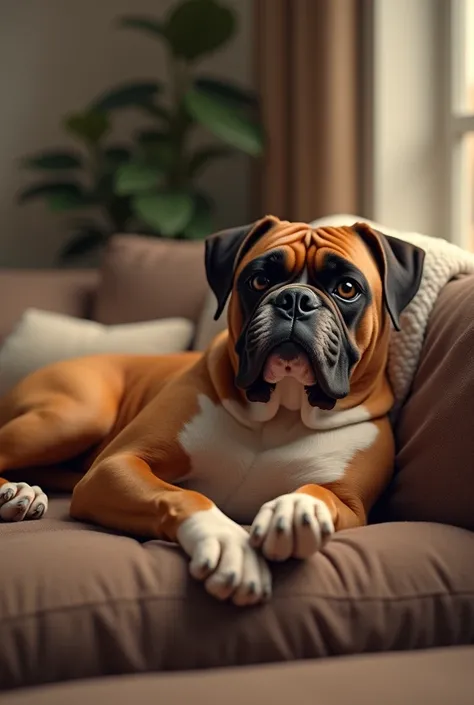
(1, 234, 473, 704)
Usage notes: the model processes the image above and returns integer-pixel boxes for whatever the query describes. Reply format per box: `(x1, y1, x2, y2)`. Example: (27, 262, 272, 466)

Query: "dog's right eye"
(249, 274, 270, 292)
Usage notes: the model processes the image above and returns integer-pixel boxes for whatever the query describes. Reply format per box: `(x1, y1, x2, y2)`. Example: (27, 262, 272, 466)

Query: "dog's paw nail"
(226, 571, 236, 587)
(301, 512, 311, 526)
(263, 586, 271, 600)
(276, 517, 285, 534)
(321, 522, 332, 535)
(1, 490, 14, 502)
(33, 504, 45, 518)
(251, 526, 262, 539)
(247, 581, 256, 595)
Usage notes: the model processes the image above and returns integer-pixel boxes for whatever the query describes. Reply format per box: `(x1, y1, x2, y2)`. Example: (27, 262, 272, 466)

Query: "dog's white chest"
(178, 395, 378, 523)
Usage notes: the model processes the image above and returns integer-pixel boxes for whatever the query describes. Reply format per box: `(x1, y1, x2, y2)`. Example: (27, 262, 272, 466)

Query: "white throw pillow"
(0, 308, 195, 395)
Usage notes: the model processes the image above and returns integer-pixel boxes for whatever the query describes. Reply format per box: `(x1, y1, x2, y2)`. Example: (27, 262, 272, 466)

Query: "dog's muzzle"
(235, 285, 358, 409)
(263, 289, 320, 386)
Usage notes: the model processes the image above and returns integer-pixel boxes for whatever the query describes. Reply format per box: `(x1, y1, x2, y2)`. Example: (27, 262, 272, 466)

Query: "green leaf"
(22, 151, 82, 170)
(91, 81, 162, 111)
(118, 15, 166, 39)
(184, 193, 213, 239)
(133, 191, 194, 236)
(104, 146, 131, 169)
(64, 110, 110, 144)
(188, 145, 233, 177)
(115, 162, 164, 196)
(184, 88, 264, 156)
(18, 182, 85, 205)
(194, 77, 259, 109)
(165, 0, 235, 61)
(60, 227, 106, 261)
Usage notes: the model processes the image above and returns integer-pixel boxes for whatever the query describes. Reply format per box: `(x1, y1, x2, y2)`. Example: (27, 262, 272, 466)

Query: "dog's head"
(205, 216, 424, 410)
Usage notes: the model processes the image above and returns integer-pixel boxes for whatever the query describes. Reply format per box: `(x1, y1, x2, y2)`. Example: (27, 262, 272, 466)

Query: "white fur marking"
(299, 265, 310, 284)
(179, 395, 378, 524)
(0, 482, 48, 522)
(250, 492, 335, 560)
(177, 506, 271, 605)
(246, 377, 374, 428)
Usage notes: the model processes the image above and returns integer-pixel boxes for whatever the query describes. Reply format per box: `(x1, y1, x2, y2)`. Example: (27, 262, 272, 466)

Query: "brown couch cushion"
(1, 498, 473, 691)
(0, 270, 98, 343)
(1, 647, 473, 705)
(93, 235, 207, 326)
(383, 274, 474, 530)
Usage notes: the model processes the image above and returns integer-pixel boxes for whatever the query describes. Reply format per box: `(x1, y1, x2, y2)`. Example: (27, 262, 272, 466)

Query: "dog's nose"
(274, 288, 319, 320)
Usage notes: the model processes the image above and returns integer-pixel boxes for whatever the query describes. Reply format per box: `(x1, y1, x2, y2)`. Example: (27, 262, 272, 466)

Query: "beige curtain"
(253, 0, 363, 222)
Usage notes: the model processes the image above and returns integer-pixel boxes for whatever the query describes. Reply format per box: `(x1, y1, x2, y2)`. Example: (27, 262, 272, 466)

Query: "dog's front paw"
(0, 482, 48, 522)
(250, 492, 334, 561)
(177, 506, 272, 606)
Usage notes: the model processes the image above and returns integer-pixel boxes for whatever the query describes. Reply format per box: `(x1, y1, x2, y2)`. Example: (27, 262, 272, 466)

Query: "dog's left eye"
(249, 274, 270, 292)
(333, 278, 361, 301)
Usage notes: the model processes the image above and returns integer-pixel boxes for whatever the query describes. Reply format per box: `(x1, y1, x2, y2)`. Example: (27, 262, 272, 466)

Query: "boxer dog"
(0, 216, 424, 606)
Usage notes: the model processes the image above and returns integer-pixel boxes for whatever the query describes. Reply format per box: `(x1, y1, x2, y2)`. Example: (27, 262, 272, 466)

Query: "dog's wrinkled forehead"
(235, 220, 377, 281)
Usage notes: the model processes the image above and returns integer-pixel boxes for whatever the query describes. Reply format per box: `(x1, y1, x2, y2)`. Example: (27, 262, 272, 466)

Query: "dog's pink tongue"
(263, 349, 316, 385)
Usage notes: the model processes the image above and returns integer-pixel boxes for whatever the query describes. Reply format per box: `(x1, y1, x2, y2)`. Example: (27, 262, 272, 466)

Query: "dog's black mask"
(233, 250, 362, 410)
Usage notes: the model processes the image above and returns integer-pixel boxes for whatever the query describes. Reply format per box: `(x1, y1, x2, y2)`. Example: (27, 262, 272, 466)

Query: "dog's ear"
(352, 222, 425, 331)
(205, 215, 279, 320)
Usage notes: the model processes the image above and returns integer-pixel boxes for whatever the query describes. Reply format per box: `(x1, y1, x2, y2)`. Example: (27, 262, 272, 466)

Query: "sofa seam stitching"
(2, 590, 474, 625)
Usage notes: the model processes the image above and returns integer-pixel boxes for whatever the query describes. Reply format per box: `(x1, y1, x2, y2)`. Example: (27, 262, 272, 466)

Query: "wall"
(364, 0, 445, 239)
(0, 0, 253, 267)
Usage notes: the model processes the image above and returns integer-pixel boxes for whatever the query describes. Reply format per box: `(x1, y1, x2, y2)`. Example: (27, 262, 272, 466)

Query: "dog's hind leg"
(0, 359, 121, 521)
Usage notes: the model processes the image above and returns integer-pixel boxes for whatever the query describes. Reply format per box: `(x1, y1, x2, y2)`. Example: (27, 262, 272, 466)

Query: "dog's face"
(205, 216, 424, 410)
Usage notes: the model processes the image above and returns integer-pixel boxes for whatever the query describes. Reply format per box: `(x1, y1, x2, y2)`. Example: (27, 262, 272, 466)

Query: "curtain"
(253, 0, 364, 222)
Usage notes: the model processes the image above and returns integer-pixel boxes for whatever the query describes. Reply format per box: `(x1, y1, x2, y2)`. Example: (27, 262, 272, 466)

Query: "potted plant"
(18, 0, 264, 261)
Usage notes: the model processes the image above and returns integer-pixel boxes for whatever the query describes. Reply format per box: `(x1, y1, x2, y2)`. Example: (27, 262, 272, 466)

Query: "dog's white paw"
(250, 492, 335, 561)
(177, 506, 272, 606)
(0, 482, 48, 522)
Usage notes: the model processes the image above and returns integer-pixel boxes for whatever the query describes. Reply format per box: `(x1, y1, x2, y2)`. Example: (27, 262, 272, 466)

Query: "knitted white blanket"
(310, 214, 474, 421)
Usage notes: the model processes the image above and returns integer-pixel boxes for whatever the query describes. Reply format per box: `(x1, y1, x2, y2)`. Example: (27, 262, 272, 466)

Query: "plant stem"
(86, 140, 127, 233)
(167, 53, 193, 191)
